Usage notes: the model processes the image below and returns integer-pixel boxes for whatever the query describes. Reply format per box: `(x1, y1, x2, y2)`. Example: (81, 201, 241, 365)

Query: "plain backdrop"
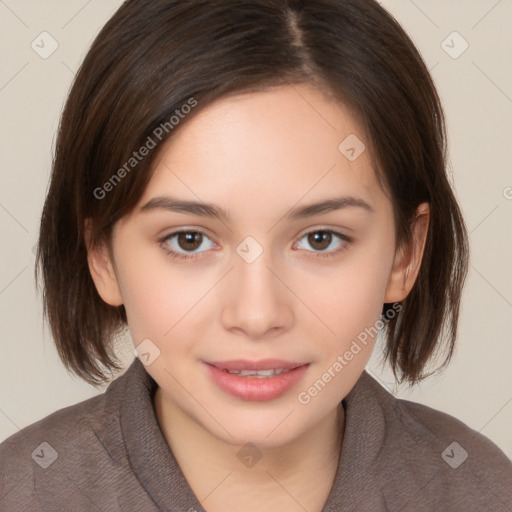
(0, 0, 511, 459)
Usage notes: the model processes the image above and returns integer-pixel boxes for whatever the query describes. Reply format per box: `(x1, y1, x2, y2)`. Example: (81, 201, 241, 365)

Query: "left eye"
(295, 230, 349, 255)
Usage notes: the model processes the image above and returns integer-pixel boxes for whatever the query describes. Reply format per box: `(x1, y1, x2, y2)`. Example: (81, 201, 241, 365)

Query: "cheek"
(113, 246, 183, 342)
(301, 246, 393, 342)
(118, 256, 223, 351)
(296, 253, 392, 404)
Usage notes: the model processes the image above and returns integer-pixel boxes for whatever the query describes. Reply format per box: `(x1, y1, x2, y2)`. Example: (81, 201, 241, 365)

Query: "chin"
(202, 408, 313, 449)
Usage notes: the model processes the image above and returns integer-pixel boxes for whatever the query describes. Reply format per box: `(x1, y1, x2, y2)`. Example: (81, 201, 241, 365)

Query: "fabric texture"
(1, 357, 511, 511)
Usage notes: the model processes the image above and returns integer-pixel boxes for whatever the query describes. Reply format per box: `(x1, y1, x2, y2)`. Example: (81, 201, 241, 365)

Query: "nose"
(220, 251, 294, 340)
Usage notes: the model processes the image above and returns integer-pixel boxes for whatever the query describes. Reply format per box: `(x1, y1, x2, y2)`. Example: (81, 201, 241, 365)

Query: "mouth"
(219, 368, 298, 377)
(203, 359, 310, 401)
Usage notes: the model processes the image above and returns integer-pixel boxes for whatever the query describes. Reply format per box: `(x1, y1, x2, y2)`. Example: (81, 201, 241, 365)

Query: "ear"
(84, 219, 123, 307)
(384, 202, 430, 303)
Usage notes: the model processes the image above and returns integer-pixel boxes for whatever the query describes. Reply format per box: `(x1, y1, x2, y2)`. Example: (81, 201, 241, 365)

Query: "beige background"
(0, 0, 511, 459)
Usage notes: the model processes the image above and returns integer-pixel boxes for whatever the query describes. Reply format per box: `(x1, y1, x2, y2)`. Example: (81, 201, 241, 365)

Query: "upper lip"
(206, 359, 308, 371)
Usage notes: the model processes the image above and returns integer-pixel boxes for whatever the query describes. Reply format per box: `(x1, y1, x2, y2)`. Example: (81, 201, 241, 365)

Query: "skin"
(87, 83, 429, 512)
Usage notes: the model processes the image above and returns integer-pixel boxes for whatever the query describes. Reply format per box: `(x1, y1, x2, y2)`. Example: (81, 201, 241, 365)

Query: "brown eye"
(307, 231, 332, 251)
(177, 232, 203, 251)
(161, 230, 215, 260)
(295, 229, 350, 258)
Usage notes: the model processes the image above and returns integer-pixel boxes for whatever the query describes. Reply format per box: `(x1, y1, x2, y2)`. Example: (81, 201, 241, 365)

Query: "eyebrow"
(139, 195, 374, 221)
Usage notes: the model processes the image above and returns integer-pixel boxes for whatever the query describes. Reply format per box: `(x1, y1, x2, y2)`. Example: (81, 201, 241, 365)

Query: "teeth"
(223, 368, 291, 377)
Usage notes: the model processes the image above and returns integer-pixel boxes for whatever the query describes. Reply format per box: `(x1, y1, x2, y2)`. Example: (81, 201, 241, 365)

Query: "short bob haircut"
(36, 0, 469, 387)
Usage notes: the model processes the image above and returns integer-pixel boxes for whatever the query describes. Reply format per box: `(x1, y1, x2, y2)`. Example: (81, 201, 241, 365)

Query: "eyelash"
(159, 229, 351, 262)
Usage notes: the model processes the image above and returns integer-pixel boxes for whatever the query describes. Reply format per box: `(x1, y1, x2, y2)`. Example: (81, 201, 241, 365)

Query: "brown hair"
(35, 0, 469, 387)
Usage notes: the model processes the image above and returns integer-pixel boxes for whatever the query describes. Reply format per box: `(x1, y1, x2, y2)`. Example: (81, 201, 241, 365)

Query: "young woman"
(1, 1, 511, 510)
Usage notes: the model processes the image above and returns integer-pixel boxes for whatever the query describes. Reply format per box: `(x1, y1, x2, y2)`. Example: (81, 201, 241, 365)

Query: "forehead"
(137, 84, 383, 218)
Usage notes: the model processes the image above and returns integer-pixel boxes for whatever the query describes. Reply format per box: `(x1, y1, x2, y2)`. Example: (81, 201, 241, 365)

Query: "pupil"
(309, 231, 331, 251)
(178, 232, 201, 251)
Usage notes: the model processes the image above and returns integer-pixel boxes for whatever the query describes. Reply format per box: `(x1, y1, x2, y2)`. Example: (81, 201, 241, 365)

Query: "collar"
(118, 357, 390, 511)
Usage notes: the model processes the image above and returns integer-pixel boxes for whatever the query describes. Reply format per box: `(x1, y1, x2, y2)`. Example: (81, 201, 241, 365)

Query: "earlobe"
(84, 220, 124, 307)
(384, 203, 430, 303)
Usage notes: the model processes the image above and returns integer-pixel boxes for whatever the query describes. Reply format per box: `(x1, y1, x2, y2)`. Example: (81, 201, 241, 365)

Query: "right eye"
(160, 230, 216, 261)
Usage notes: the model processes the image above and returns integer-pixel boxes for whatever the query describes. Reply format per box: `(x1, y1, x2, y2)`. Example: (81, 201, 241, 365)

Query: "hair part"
(36, 0, 469, 387)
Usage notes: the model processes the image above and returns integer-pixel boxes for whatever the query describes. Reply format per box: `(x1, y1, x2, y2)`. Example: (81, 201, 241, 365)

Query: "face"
(89, 83, 423, 448)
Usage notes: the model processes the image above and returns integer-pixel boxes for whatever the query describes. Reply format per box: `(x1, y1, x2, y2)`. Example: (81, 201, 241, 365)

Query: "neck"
(154, 388, 345, 512)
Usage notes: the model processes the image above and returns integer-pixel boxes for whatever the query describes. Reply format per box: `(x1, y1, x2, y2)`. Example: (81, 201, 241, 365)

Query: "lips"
(203, 359, 310, 401)
(207, 359, 306, 371)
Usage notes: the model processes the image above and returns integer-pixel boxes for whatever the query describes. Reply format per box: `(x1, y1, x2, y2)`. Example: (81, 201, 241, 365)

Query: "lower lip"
(203, 363, 310, 401)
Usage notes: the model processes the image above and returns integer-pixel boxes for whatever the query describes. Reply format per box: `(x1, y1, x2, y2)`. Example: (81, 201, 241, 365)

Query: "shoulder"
(0, 380, 115, 458)
(395, 394, 512, 472)
(0, 373, 130, 511)
(1, 389, 108, 447)
(362, 374, 512, 510)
